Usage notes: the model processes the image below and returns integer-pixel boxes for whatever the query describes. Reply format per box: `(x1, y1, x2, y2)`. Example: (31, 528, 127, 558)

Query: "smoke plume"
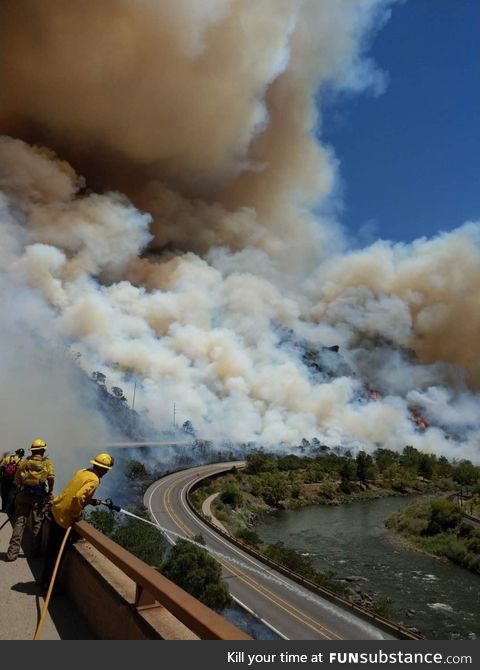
(1, 0, 479, 465)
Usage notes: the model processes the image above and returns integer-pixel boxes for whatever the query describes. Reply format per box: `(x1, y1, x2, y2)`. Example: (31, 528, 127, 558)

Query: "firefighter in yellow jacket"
(6, 439, 55, 561)
(41, 452, 114, 589)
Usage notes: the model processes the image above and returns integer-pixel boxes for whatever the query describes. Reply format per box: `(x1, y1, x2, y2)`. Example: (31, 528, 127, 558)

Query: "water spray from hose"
(119, 508, 207, 546)
(113, 507, 386, 636)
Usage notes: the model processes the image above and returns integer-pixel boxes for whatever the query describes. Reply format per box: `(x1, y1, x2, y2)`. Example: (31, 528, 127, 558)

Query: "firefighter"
(40, 452, 114, 590)
(5, 440, 54, 561)
(0, 449, 25, 513)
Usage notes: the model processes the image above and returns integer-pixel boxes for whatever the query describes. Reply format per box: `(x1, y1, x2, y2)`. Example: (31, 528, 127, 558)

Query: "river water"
(253, 496, 479, 640)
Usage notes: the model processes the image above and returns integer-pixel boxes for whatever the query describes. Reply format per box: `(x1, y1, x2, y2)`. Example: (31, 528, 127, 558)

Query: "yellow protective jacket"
(14, 455, 54, 488)
(52, 469, 100, 529)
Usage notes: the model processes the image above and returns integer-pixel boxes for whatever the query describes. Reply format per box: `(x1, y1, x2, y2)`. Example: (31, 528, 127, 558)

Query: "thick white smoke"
(0, 271, 111, 487)
(1, 1, 479, 463)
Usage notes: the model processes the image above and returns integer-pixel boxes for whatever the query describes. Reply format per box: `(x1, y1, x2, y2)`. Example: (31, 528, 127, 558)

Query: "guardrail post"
(134, 583, 159, 609)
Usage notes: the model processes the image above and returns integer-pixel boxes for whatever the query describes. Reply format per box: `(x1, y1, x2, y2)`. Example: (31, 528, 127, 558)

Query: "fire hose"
(33, 498, 120, 640)
(33, 526, 72, 640)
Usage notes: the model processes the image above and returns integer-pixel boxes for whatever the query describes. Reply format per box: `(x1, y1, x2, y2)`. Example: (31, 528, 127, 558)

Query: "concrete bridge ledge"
(65, 541, 199, 640)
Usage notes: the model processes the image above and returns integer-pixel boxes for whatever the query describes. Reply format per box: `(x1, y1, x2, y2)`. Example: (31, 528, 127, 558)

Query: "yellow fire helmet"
(31, 438, 47, 451)
(90, 453, 114, 470)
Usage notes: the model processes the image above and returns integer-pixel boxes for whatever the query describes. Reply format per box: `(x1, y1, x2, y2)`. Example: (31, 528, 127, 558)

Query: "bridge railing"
(74, 520, 250, 640)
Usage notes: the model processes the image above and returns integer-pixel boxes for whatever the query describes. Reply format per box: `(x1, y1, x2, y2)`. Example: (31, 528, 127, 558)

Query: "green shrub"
(85, 509, 118, 537)
(391, 479, 409, 493)
(423, 499, 463, 536)
(111, 517, 165, 568)
(264, 542, 316, 580)
(317, 480, 337, 500)
(370, 596, 394, 619)
(245, 452, 277, 474)
(235, 527, 262, 548)
(291, 481, 305, 499)
(124, 459, 149, 481)
(277, 455, 306, 471)
(220, 483, 243, 508)
(162, 539, 231, 610)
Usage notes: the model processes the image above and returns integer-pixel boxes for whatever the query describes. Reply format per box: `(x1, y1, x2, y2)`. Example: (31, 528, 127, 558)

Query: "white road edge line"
(231, 596, 289, 641)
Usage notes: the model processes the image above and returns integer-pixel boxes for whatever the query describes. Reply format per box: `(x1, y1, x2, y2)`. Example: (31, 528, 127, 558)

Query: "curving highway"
(145, 462, 398, 640)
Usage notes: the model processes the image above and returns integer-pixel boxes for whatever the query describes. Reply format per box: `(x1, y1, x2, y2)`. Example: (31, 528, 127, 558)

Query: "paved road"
(145, 462, 397, 640)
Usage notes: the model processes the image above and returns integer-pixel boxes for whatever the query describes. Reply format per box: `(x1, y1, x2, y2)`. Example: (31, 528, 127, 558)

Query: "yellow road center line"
(158, 471, 342, 640)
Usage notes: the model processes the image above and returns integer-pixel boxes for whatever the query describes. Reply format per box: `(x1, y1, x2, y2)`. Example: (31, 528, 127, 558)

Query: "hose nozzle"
(96, 498, 121, 512)
(104, 498, 121, 512)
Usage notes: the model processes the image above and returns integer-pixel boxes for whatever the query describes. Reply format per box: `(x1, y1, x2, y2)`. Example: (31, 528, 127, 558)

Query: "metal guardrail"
(188, 469, 424, 641)
(74, 520, 250, 640)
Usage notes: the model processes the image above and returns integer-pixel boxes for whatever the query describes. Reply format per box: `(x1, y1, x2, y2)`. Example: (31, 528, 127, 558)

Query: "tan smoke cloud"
(306, 228, 480, 387)
(0, 0, 388, 268)
(1, 1, 479, 462)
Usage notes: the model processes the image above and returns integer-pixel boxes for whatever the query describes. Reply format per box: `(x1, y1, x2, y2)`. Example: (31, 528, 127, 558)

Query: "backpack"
(3, 457, 18, 480)
(21, 457, 49, 487)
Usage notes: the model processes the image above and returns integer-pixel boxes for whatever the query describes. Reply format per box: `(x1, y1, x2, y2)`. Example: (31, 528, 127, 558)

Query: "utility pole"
(132, 381, 137, 411)
(173, 403, 176, 428)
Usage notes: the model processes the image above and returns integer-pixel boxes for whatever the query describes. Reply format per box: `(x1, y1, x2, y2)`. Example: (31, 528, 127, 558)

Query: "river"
(253, 496, 479, 640)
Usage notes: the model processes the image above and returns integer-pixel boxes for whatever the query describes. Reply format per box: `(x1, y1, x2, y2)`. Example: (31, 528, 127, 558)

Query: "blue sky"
(321, 0, 480, 244)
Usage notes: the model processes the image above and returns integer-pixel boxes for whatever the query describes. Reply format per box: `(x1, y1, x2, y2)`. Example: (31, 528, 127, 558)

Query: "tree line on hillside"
(90, 371, 155, 440)
(239, 447, 480, 504)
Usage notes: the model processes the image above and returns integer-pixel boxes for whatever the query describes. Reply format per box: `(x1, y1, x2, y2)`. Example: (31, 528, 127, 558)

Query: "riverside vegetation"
(189, 446, 480, 616)
(385, 497, 480, 574)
